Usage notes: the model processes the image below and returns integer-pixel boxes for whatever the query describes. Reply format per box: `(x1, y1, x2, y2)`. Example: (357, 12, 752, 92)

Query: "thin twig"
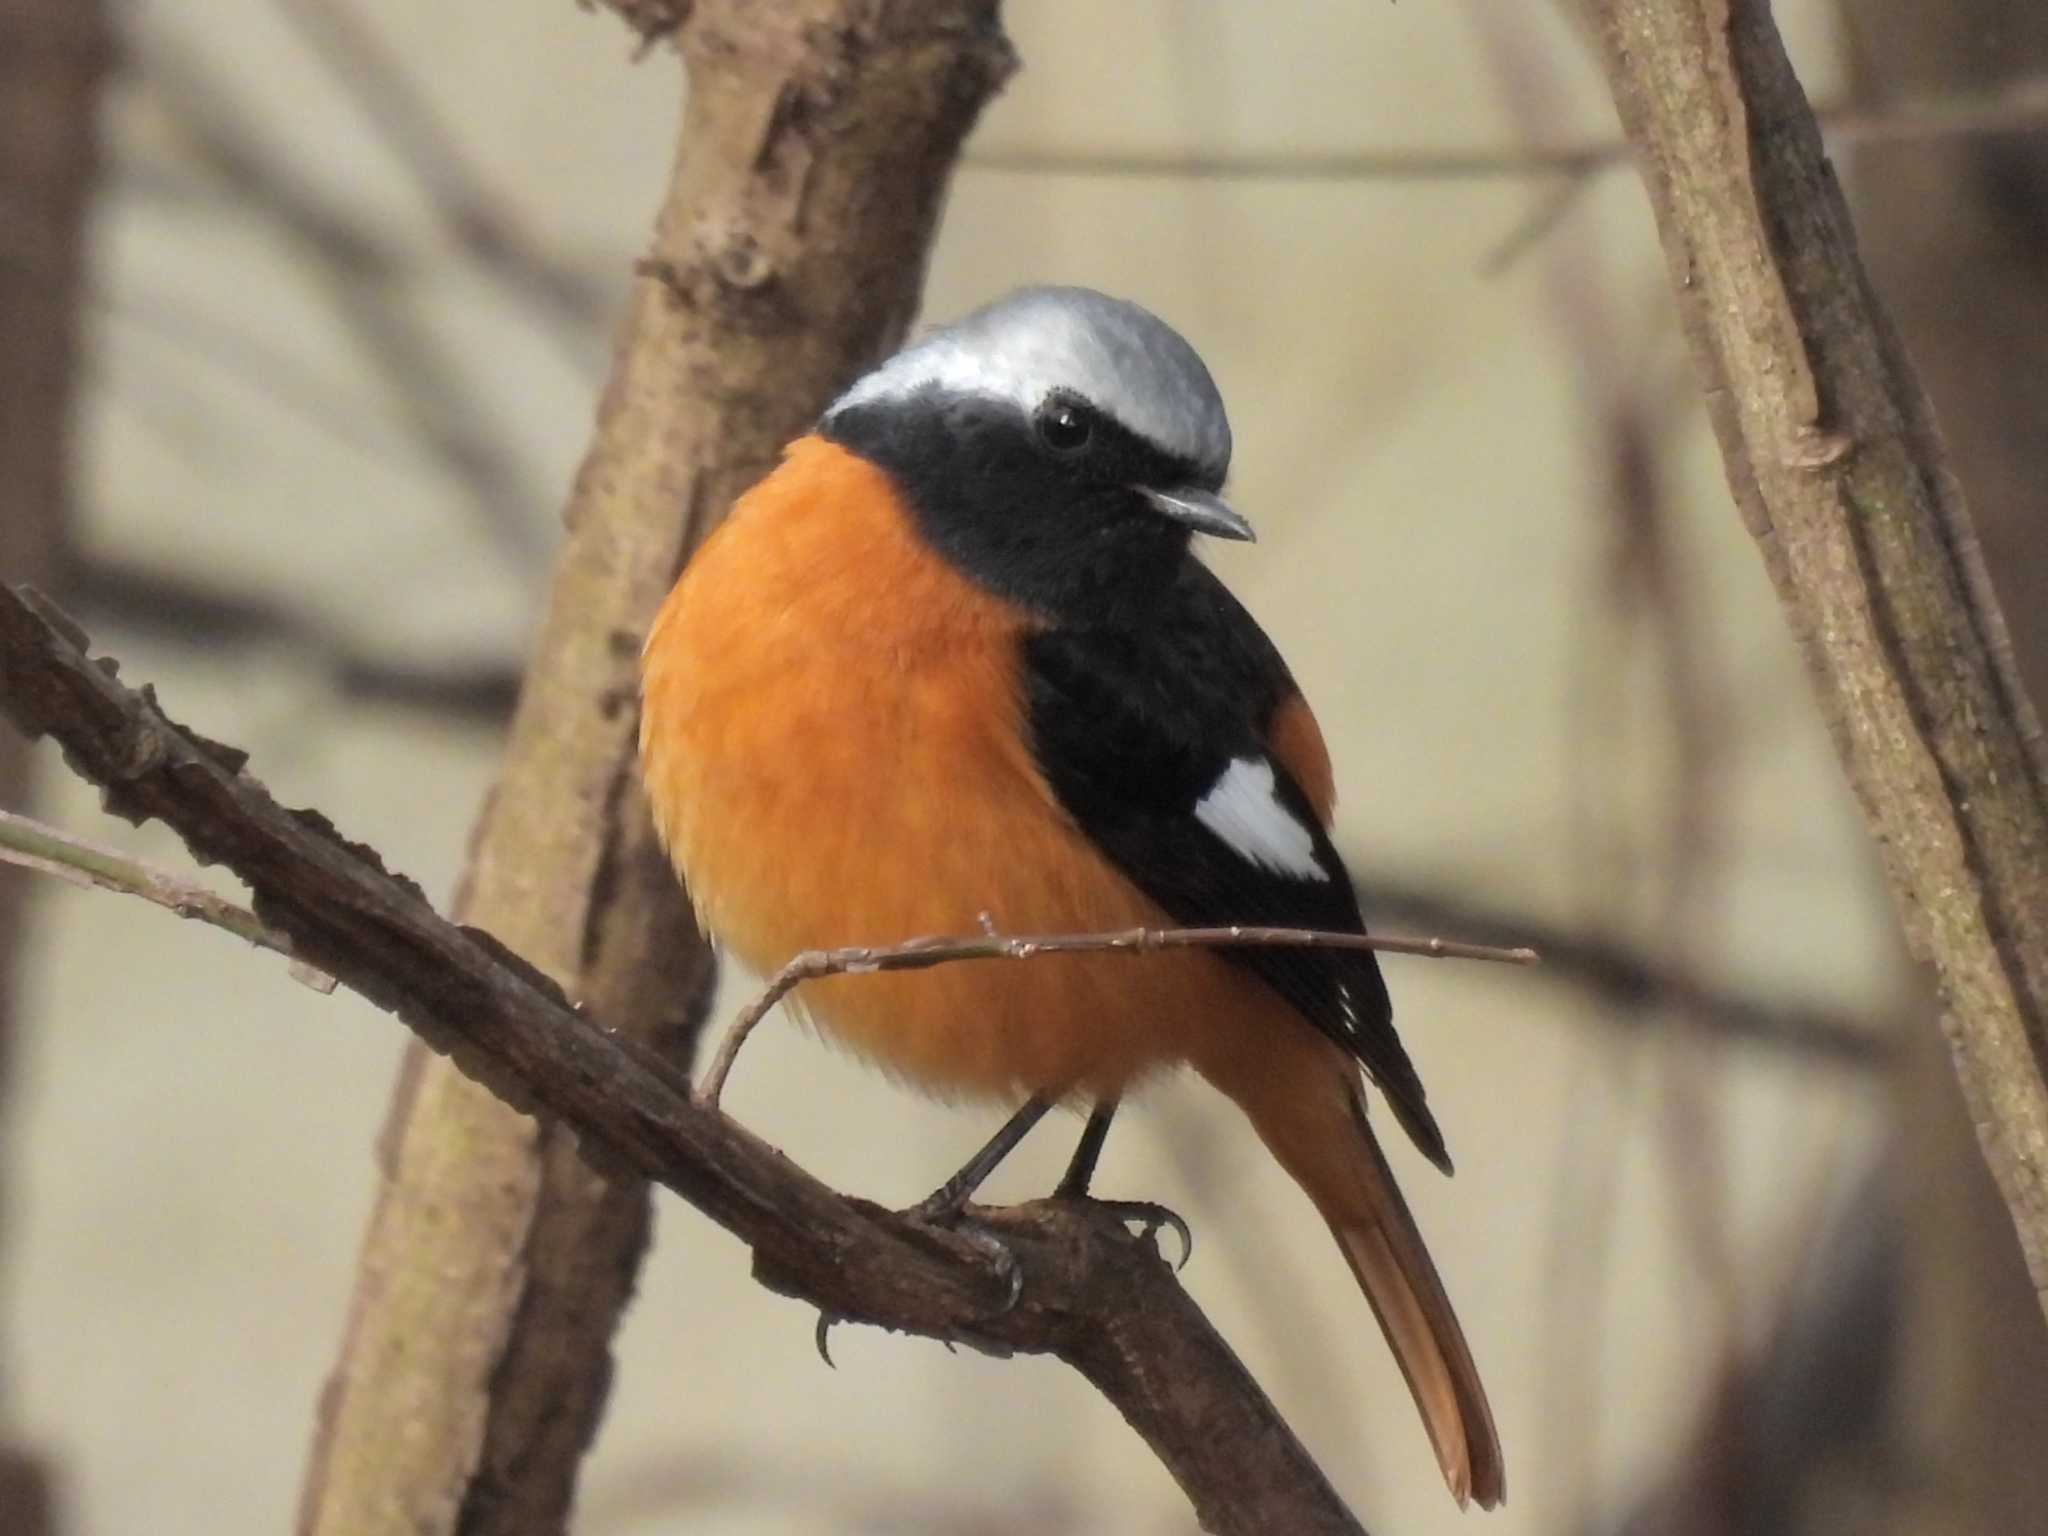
(69, 553, 522, 724)
(0, 806, 333, 989)
(698, 926, 1539, 1106)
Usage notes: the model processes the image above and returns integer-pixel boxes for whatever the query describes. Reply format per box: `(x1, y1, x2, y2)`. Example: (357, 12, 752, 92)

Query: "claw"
(950, 1219, 1025, 1312)
(906, 1186, 969, 1228)
(814, 1310, 842, 1367)
(901, 1199, 1026, 1314)
(1087, 1198, 1194, 1271)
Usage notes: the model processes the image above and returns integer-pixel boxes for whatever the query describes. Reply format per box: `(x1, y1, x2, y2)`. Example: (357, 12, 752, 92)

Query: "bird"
(639, 285, 1504, 1508)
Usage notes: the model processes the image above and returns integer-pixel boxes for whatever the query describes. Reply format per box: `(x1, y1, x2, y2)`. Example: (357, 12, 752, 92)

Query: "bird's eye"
(1035, 399, 1094, 455)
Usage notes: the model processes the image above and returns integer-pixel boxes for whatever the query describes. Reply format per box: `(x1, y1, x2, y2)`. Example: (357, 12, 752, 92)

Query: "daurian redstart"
(640, 287, 1503, 1507)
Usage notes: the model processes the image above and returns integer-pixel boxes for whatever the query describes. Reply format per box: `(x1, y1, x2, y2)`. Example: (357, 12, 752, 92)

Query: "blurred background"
(4, 2, 2047, 1532)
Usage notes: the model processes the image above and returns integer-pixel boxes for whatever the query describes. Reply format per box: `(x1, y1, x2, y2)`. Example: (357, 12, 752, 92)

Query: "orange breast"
(640, 435, 1284, 1100)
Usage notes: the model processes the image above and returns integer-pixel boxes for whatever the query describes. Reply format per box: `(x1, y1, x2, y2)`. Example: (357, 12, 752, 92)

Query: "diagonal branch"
(0, 588, 1373, 1535)
(295, 8, 1015, 1534)
(1581, 0, 2048, 1317)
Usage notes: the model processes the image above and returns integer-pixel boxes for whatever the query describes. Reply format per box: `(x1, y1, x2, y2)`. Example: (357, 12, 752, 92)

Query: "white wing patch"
(1337, 981, 1360, 1038)
(1193, 756, 1327, 881)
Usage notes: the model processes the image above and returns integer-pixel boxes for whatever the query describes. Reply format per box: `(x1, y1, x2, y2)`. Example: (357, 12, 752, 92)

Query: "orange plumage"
(645, 435, 1270, 1097)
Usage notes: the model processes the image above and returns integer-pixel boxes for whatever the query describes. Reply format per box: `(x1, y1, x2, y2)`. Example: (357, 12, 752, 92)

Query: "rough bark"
(0, 585, 1372, 1536)
(0, 0, 109, 1528)
(1579, 0, 2048, 1316)
(1842, 5, 2048, 703)
(1841, 8, 2048, 1530)
(294, 6, 1016, 1534)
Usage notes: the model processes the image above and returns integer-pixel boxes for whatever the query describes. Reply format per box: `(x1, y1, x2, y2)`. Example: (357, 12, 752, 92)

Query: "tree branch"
(0, 586, 1372, 1535)
(1581, 0, 2048, 1317)
(297, 5, 1023, 1535)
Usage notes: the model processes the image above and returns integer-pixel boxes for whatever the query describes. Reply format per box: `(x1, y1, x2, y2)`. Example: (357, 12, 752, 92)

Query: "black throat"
(822, 389, 1211, 627)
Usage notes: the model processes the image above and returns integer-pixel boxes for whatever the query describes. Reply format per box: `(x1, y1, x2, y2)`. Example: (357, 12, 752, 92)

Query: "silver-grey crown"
(824, 286, 1232, 485)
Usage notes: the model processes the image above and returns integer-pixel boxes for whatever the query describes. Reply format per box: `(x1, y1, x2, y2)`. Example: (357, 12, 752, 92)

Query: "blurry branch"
(1486, 0, 1754, 1400)
(93, 283, 444, 467)
(70, 552, 522, 724)
(112, 155, 625, 291)
(1, 0, 109, 1527)
(1477, 4, 1753, 1407)
(1583, 0, 2048, 1316)
(126, 33, 558, 575)
(297, 8, 1019, 1536)
(973, 138, 1620, 184)
(1605, 1006, 2048, 1536)
(270, 0, 612, 354)
(1845, 11, 2048, 711)
(1603, 1159, 1907, 1536)
(700, 924, 1541, 1104)
(1363, 885, 1883, 1064)
(1842, 13, 2048, 1526)
(0, 586, 1372, 1536)
(966, 75, 2048, 182)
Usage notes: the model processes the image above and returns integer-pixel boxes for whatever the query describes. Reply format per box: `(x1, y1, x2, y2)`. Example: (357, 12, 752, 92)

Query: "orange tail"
(1199, 1029, 1505, 1509)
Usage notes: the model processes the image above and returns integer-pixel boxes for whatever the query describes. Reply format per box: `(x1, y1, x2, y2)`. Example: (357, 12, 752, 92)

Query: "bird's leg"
(1053, 1095, 1121, 1198)
(1052, 1094, 1192, 1270)
(901, 1094, 1189, 1323)
(906, 1094, 1053, 1225)
(902, 1095, 1056, 1316)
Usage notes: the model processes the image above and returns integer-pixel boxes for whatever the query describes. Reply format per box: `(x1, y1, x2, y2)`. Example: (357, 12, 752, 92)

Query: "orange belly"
(640, 436, 1276, 1099)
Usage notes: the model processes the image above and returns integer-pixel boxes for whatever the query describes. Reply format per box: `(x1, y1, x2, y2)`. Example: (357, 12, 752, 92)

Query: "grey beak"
(1140, 485, 1256, 543)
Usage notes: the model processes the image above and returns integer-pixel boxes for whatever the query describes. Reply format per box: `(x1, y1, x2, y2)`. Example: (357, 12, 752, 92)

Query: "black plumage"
(826, 349, 1451, 1173)
(1022, 564, 1451, 1174)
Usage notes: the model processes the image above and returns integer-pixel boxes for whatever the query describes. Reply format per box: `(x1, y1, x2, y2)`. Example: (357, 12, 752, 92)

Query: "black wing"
(1022, 560, 1451, 1172)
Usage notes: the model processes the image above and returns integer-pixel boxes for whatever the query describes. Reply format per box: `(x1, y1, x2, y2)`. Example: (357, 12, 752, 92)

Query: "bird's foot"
(1065, 1196, 1193, 1271)
(901, 1188, 1025, 1314)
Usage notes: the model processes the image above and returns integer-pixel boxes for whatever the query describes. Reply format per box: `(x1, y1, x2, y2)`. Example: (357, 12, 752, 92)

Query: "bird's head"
(820, 286, 1250, 622)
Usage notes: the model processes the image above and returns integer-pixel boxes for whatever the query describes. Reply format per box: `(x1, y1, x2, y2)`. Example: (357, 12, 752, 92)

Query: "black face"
(823, 387, 1221, 626)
